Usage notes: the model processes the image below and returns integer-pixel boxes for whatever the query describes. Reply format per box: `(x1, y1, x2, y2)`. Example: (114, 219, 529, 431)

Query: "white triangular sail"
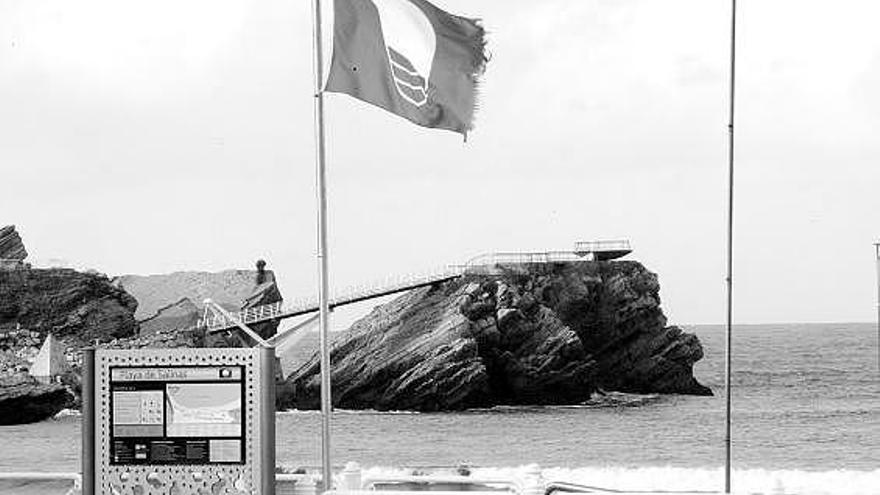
(30, 333, 69, 380)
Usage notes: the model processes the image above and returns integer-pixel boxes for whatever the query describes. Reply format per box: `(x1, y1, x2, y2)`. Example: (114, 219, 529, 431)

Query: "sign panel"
(109, 366, 245, 465)
(83, 348, 275, 495)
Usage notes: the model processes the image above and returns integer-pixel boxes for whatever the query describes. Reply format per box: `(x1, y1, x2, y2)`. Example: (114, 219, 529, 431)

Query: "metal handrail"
(200, 269, 462, 332)
(573, 240, 631, 253)
(0, 472, 81, 481)
(545, 481, 717, 495)
(463, 251, 587, 267)
(0, 472, 81, 494)
(545, 481, 623, 494)
(362, 475, 522, 492)
(331, 491, 515, 495)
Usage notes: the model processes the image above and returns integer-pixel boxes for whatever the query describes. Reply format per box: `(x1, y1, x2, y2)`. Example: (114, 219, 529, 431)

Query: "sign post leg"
(261, 346, 277, 495)
(82, 347, 96, 495)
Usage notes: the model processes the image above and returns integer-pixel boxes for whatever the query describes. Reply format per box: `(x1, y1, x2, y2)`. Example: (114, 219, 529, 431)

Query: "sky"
(1, 0, 879, 326)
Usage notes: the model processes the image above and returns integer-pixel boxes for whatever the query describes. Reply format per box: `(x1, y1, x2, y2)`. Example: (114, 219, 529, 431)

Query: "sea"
(0, 323, 877, 494)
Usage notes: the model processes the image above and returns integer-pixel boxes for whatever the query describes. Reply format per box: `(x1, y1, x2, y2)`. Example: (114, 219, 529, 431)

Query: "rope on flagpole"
(311, 0, 333, 490)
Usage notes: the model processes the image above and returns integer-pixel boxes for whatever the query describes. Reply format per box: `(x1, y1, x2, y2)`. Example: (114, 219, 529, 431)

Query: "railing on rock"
(201, 242, 633, 333)
(199, 268, 463, 332)
(461, 251, 588, 269)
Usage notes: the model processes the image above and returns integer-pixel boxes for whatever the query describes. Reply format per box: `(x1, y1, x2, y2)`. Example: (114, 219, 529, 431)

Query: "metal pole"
(874, 242, 879, 371)
(81, 347, 96, 495)
(724, 0, 737, 493)
(310, 0, 333, 490)
(261, 346, 277, 495)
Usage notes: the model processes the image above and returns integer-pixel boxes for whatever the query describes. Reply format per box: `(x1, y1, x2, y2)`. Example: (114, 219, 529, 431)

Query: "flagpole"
(310, 0, 334, 490)
(724, 0, 737, 493)
(874, 242, 879, 371)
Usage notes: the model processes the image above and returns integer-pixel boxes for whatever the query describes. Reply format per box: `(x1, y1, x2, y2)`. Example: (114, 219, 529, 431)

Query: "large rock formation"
(0, 225, 27, 262)
(0, 268, 139, 347)
(283, 261, 710, 412)
(115, 269, 262, 321)
(115, 260, 283, 341)
(136, 298, 201, 337)
(0, 374, 73, 425)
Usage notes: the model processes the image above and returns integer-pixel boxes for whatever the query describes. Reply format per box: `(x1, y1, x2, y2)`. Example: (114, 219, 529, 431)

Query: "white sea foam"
(341, 465, 880, 495)
(278, 392, 658, 416)
(52, 408, 82, 418)
(277, 408, 420, 416)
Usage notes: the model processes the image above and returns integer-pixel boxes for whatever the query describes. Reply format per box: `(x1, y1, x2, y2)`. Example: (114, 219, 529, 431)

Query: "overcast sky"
(1, 0, 879, 326)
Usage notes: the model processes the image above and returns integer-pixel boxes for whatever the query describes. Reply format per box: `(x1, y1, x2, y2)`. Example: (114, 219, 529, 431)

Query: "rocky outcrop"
(0, 268, 138, 347)
(138, 298, 201, 337)
(115, 270, 258, 321)
(285, 282, 491, 411)
(284, 261, 710, 412)
(0, 225, 27, 262)
(0, 374, 73, 425)
(0, 329, 43, 375)
(115, 260, 283, 341)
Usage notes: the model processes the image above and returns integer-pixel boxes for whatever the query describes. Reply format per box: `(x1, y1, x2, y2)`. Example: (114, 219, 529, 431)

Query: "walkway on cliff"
(199, 241, 632, 333)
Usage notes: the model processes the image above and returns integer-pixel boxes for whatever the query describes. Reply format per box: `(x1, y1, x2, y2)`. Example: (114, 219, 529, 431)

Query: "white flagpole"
(310, 0, 333, 490)
(724, 0, 737, 493)
(874, 242, 880, 371)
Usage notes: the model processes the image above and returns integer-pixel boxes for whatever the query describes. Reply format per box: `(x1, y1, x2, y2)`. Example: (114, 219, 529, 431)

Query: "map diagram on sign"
(165, 383, 241, 437)
(112, 390, 164, 437)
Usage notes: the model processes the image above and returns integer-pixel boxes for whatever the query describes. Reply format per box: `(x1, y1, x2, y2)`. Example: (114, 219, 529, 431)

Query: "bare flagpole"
(724, 0, 737, 493)
(310, 0, 334, 490)
(874, 242, 880, 371)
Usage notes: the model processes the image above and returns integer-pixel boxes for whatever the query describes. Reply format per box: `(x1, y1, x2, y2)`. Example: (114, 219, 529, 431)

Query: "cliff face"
(284, 261, 710, 412)
(136, 298, 201, 337)
(0, 268, 138, 346)
(115, 262, 283, 340)
(114, 269, 265, 320)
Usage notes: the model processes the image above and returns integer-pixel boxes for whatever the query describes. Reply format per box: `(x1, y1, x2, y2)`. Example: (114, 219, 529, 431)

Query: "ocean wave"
(330, 465, 880, 495)
(464, 393, 662, 413)
(277, 408, 420, 416)
(52, 408, 82, 418)
(278, 394, 660, 416)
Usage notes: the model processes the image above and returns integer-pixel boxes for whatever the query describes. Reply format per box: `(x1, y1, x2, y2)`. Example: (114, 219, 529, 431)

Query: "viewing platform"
(573, 240, 632, 261)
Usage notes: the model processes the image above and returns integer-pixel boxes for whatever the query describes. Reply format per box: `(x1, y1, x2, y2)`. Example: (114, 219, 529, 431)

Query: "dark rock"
(138, 298, 201, 337)
(0, 374, 73, 425)
(0, 268, 138, 347)
(0, 225, 27, 262)
(524, 262, 711, 395)
(283, 260, 711, 411)
(114, 270, 257, 321)
(115, 260, 284, 342)
(282, 283, 491, 412)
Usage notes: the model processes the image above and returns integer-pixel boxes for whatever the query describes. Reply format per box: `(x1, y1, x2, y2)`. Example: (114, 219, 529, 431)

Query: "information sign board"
(82, 348, 275, 495)
(109, 365, 246, 465)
